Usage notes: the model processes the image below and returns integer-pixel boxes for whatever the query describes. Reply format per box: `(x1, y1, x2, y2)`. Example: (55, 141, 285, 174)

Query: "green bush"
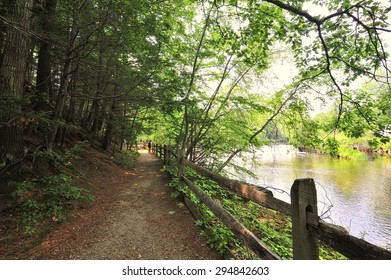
(10, 174, 94, 235)
(112, 151, 139, 169)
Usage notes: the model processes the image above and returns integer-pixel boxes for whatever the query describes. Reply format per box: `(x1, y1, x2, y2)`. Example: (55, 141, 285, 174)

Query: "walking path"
(73, 149, 218, 259)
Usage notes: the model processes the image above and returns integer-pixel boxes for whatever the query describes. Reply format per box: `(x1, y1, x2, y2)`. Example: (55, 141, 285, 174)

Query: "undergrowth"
(162, 164, 347, 260)
(10, 174, 93, 235)
(6, 140, 94, 235)
(112, 150, 139, 169)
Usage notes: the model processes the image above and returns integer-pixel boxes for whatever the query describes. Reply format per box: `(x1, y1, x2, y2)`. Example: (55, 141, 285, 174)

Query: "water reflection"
(233, 145, 391, 248)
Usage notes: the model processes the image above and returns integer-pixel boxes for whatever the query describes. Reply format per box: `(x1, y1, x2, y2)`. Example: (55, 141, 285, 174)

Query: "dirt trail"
(73, 149, 218, 259)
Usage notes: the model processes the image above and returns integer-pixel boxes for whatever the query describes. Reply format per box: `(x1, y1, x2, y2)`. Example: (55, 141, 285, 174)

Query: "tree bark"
(35, 0, 57, 109)
(0, 0, 34, 161)
(47, 48, 72, 152)
(102, 99, 116, 150)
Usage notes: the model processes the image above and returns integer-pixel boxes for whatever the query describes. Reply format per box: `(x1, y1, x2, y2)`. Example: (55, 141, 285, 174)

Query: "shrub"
(10, 174, 94, 235)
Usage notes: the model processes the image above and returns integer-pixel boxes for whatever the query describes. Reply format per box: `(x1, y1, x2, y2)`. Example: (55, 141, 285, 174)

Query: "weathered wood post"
(291, 178, 319, 260)
(159, 145, 163, 159)
(167, 146, 171, 165)
(155, 144, 158, 157)
(163, 145, 168, 164)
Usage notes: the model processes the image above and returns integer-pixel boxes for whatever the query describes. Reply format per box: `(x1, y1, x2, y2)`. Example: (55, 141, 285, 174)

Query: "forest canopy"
(1, 0, 391, 171)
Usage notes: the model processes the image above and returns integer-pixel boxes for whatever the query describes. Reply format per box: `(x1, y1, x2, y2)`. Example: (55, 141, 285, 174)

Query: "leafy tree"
(1, 0, 390, 168)
(312, 80, 391, 155)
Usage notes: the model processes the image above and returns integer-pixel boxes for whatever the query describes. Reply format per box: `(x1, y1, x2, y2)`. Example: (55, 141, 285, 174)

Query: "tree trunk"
(90, 39, 105, 138)
(59, 72, 78, 146)
(102, 100, 116, 150)
(76, 82, 89, 123)
(0, 0, 34, 161)
(47, 51, 72, 152)
(35, 0, 57, 110)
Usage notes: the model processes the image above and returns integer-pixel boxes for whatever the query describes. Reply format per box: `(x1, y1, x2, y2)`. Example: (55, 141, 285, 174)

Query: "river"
(232, 145, 391, 248)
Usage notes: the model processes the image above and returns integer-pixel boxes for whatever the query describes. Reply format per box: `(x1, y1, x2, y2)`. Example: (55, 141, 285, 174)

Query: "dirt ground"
(0, 147, 220, 260)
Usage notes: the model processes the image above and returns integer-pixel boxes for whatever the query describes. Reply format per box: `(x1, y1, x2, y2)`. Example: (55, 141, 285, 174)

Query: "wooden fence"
(152, 144, 391, 260)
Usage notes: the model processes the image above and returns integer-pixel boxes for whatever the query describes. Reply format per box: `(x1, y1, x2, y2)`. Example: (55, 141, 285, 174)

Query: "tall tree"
(35, 0, 57, 107)
(0, 0, 35, 164)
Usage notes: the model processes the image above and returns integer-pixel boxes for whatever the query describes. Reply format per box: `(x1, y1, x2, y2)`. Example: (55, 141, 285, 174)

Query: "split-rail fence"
(152, 144, 391, 260)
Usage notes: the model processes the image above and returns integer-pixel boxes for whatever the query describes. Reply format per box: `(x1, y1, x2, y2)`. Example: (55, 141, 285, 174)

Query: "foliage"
(323, 137, 339, 157)
(10, 175, 94, 235)
(112, 150, 139, 169)
(304, 81, 391, 158)
(278, 93, 322, 149)
(1, 0, 390, 167)
(63, 140, 90, 160)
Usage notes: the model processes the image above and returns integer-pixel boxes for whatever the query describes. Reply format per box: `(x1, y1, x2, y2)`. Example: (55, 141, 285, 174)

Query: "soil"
(0, 146, 220, 260)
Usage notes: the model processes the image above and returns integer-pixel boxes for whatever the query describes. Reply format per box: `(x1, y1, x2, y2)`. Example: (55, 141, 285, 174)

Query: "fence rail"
(152, 144, 391, 260)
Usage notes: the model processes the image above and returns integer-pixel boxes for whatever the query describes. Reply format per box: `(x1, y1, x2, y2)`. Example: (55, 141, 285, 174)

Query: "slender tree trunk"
(59, 73, 78, 146)
(66, 95, 76, 124)
(126, 108, 139, 150)
(35, 0, 57, 109)
(90, 99, 101, 137)
(177, 6, 212, 184)
(47, 50, 72, 152)
(90, 40, 105, 137)
(76, 82, 89, 123)
(102, 100, 116, 150)
(76, 99, 86, 123)
(0, 0, 34, 161)
(119, 101, 128, 152)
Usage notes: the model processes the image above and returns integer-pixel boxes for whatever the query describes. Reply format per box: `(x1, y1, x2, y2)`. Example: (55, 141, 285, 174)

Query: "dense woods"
(1, 0, 390, 168)
(1, 0, 390, 242)
(2, 0, 176, 157)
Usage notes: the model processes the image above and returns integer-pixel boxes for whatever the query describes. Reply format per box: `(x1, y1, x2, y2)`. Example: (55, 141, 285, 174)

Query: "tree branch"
(316, 24, 344, 131)
(215, 83, 302, 173)
(262, 0, 321, 24)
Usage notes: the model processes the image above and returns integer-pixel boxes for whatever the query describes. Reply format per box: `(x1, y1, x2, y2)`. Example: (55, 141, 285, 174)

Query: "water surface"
(233, 145, 391, 248)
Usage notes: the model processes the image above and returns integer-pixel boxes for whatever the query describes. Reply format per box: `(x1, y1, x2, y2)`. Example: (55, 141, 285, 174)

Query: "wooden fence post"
(291, 178, 319, 260)
(155, 144, 158, 157)
(167, 146, 172, 165)
(163, 145, 168, 164)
